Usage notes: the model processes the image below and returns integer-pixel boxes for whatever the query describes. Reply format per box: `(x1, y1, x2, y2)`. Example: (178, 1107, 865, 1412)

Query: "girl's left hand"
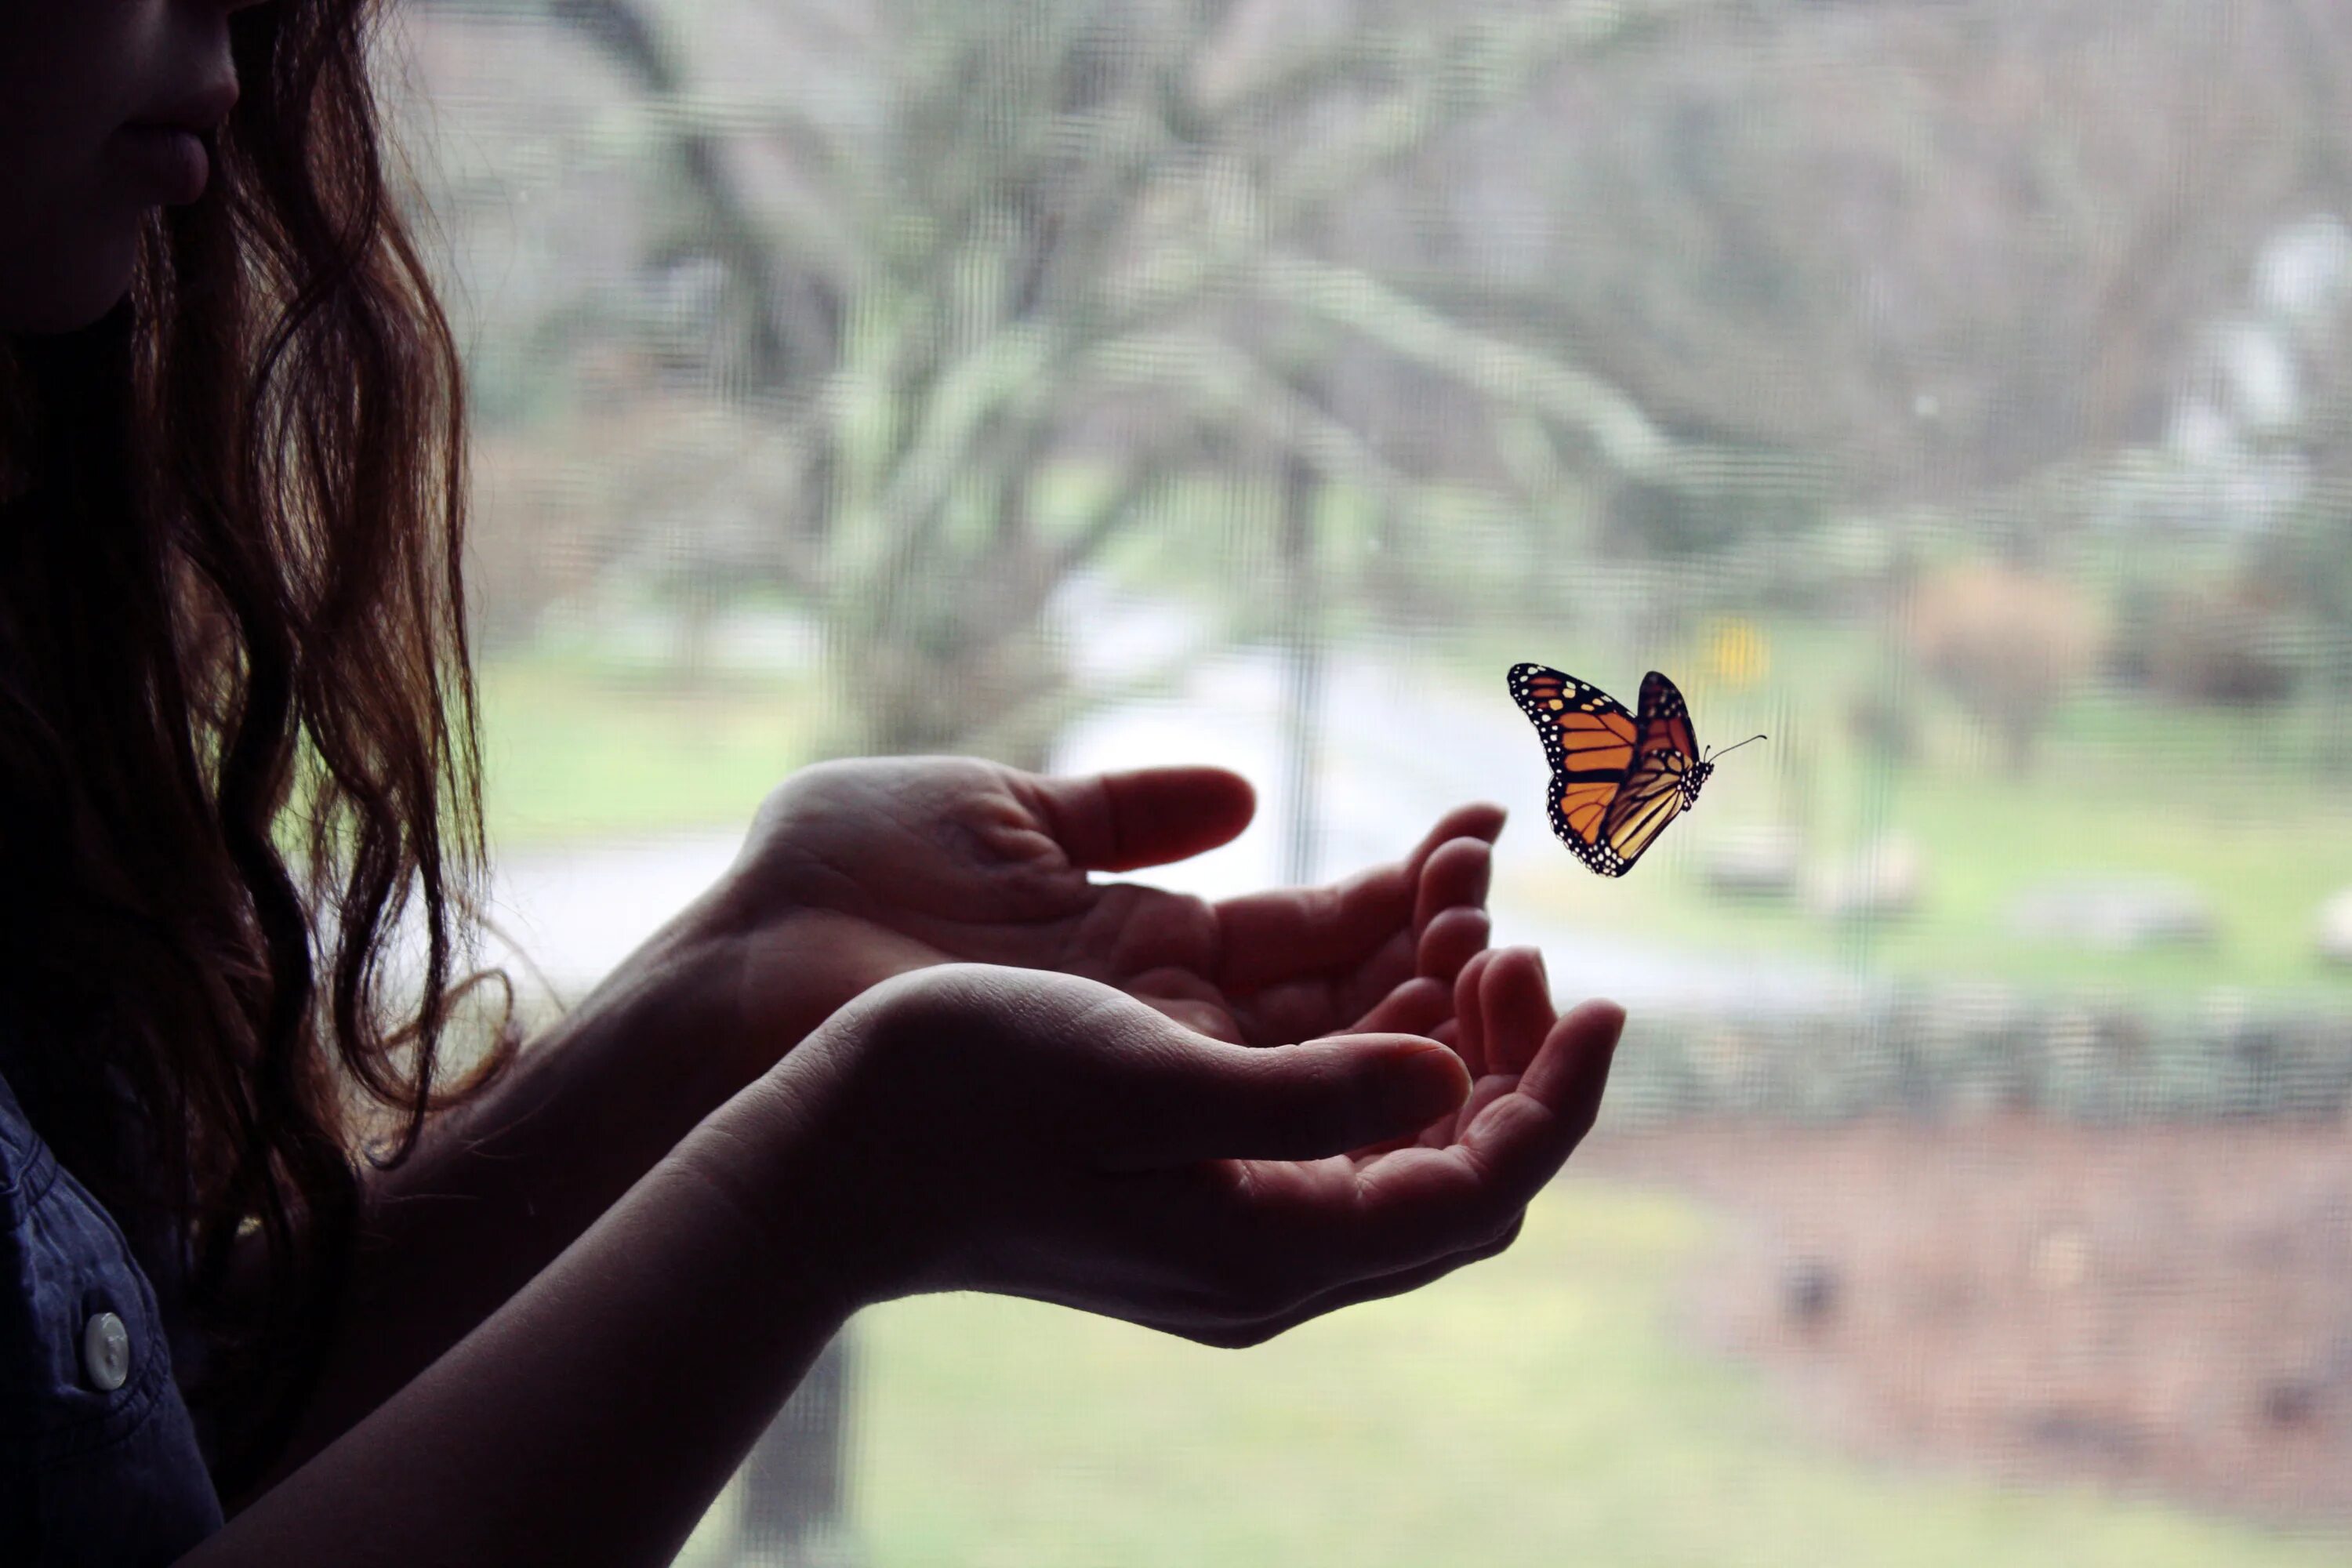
(669, 756, 1504, 1077)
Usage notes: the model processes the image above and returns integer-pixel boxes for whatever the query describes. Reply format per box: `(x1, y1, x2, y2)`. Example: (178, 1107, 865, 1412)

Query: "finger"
(1227, 945, 1406, 1047)
(1345, 978, 1470, 1152)
(1447, 999, 1624, 1192)
(1479, 947, 1556, 1077)
(1214, 873, 1410, 993)
(1105, 1004, 1605, 1311)
(1403, 803, 1508, 881)
(1098, 1031, 1470, 1170)
(1284, 858, 1493, 1040)
(1412, 837, 1493, 938)
(1513, 998, 1625, 1138)
(1325, 1001, 1622, 1266)
(1351, 975, 1454, 1037)
(1234, 908, 1483, 1047)
(1412, 1069, 1510, 1148)
(1025, 767, 1256, 873)
(1450, 948, 1498, 1079)
(1416, 906, 1490, 988)
(1457, 1071, 1523, 1130)
(1418, 1069, 1517, 1146)
(1211, 804, 1505, 993)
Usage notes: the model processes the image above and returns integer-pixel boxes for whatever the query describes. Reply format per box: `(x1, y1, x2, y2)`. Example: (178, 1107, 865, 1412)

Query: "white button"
(82, 1311, 130, 1392)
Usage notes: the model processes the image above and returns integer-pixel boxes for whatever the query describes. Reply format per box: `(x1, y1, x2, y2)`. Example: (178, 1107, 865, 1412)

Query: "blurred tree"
(412, 0, 1766, 763)
(408, 0, 2352, 744)
(1391, 0, 2347, 503)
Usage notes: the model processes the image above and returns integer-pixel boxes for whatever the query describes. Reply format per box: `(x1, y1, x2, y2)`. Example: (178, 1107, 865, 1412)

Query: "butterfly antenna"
(1705, 733, 1769, 762)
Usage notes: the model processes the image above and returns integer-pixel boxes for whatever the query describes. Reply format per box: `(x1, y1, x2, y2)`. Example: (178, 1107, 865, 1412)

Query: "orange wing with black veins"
(1508, 663, 1640, 873)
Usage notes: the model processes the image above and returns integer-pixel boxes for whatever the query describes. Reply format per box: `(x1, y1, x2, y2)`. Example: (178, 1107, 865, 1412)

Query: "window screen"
(394, 0, 2352, 1561)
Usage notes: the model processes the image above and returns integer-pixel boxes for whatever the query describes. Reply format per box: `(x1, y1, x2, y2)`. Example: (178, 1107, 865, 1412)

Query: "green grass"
(1499, 746, 2352, 1003)
(848, 1178, 2347, 1568)
(477, 652, 822, 848)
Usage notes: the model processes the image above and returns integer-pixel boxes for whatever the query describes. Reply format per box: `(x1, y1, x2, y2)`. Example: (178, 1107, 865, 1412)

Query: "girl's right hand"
(693, 954, 1621, 1346)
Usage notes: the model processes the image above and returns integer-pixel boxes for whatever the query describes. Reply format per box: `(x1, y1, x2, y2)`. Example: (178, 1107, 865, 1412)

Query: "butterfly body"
(1507, 663, 1744, 877)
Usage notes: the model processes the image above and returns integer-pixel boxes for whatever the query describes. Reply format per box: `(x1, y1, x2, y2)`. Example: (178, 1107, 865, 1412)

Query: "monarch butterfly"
(1507, 664, 1763, 877)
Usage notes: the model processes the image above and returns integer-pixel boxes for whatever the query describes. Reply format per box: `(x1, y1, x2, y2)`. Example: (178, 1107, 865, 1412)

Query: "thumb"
(1097, 1029, 1470, 1171)
(1022, 766, 1257, 873)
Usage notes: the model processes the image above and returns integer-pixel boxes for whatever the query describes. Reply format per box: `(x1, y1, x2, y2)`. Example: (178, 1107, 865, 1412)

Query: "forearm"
(266, 906, 837, 1481)
(187, 1078, 857, 1567)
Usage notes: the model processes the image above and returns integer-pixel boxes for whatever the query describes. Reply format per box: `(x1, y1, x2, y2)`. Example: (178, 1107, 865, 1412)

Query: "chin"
(0, 223, 140, 336)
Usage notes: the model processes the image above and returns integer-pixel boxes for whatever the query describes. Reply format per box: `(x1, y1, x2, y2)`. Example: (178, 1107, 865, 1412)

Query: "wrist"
(567, 880, 833, 1102)
(666, 1048, 889, 1319)
(656, 872, 934, 1089)
(528, 909, 772, 1134)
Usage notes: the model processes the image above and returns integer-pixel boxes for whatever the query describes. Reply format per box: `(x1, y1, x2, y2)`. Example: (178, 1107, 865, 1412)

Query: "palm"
(724, 757, 1502, 1047)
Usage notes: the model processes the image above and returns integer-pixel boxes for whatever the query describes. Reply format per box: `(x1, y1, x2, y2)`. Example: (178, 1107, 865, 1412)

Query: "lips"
(118, 78, 238, 205)
(117, 125, 213, 205)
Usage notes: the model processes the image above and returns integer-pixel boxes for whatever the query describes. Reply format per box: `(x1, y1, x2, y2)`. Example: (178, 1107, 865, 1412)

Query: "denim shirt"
(0, 1068, 223, 1566)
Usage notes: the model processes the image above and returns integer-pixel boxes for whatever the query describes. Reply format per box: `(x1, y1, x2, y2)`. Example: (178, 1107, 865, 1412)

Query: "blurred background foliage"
(387, 1, 2352, 1562)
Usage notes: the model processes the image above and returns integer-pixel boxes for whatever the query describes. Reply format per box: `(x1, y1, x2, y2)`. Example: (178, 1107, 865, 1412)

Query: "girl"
(0, 2, 1625, 1563)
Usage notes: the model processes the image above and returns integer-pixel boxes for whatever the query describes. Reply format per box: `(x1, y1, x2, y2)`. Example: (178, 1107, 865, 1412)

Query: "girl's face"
(0, 1, 263, 334)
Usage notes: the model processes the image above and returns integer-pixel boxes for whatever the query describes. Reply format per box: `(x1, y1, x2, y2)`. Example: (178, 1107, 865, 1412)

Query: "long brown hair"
(0, 0, 506, 1491)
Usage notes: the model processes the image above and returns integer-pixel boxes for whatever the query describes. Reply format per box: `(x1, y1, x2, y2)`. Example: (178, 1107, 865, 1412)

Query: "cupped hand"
(691, 757, 1504, 1065)
(727, 957, 1622, 1345)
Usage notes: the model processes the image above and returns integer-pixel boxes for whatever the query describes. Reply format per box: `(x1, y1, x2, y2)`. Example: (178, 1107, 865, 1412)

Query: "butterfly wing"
(1508, 662, 1642, 877)
(1632, 670, 1700, 765)
(1594, 670, 1704, 871)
